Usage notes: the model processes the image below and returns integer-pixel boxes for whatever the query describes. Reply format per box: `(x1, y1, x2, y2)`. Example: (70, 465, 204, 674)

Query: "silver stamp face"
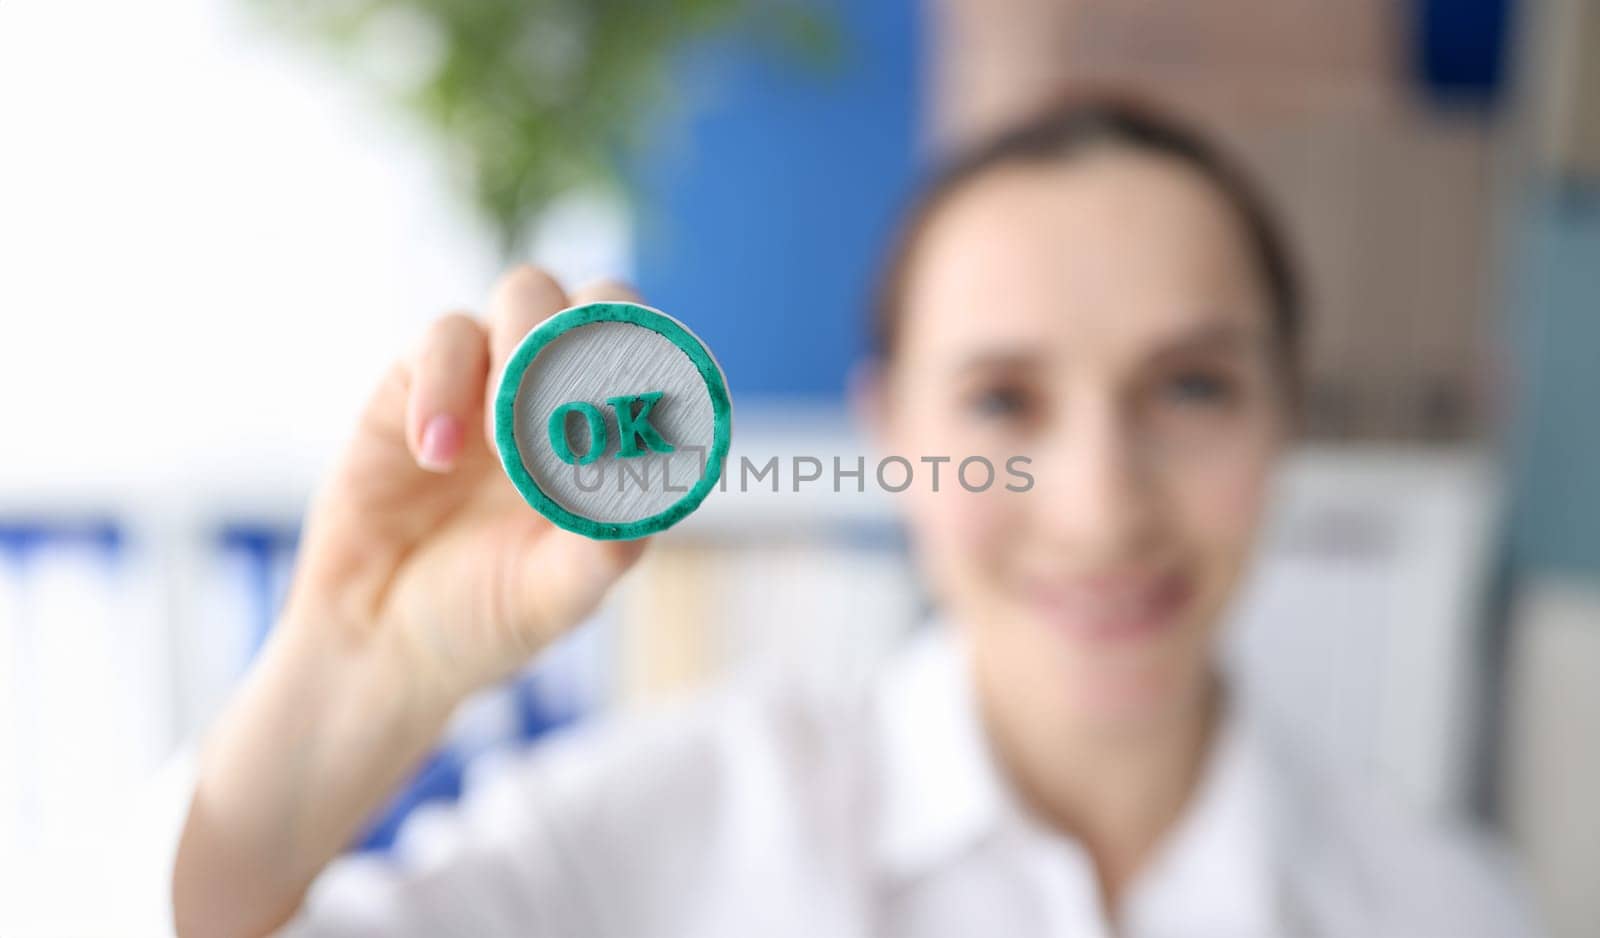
(496, 302, 732, 540)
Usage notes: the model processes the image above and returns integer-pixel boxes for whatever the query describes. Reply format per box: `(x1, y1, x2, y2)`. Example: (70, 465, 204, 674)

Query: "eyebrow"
(949, 320, 1268, 377)
(1145, 321, 1268, 361)
(951, 349, 1047, 376)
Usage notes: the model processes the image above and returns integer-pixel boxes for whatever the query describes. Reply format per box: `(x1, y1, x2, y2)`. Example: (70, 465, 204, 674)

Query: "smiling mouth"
(1024, 570, 1195, 644)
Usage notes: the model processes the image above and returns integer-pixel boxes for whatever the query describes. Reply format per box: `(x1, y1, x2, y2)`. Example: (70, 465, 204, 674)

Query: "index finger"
(484, 265, 570, 446)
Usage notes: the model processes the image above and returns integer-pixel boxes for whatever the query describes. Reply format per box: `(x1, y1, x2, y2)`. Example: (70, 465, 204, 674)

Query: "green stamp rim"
(494, 301, 732, 541)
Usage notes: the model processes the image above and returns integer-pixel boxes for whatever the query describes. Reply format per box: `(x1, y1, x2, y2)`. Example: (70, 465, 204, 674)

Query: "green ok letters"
(608, 391, 674, 458)
(547, 391, 674, 465)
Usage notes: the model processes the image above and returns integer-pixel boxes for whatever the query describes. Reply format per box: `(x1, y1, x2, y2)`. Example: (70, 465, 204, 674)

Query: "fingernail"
(419, 414, 464, 472)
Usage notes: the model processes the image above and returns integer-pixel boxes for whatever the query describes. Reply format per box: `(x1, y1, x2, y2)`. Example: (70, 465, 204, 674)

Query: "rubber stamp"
(494, 301, 732, 540)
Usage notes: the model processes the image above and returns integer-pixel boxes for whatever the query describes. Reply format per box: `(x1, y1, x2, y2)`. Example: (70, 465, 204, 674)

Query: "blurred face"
(879, 149, 1289, 734)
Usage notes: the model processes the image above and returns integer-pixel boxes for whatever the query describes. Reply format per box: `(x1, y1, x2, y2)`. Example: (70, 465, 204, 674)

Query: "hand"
(283, 266, 650, 706)
(174, 267, 653, 938)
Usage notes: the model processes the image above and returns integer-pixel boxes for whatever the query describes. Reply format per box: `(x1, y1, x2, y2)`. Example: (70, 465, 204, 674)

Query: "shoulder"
(292, 663, 877, 938)
(467, 658, 877, 929)
(1256, 721, 1541, 938)
(515, 661, 871, 836)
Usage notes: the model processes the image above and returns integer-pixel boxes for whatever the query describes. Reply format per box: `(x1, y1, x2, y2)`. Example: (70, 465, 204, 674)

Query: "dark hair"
(872, 90, 1302, 386)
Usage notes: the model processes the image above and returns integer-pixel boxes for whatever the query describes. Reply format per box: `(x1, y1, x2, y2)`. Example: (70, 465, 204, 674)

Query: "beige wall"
(928, 0, 1499, 440)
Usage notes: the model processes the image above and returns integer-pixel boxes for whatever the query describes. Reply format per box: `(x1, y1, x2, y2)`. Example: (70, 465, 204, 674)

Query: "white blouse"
(142, 623, 1538, 937)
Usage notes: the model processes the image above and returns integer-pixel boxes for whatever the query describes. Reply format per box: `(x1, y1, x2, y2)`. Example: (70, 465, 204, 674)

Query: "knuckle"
(502, 263, 558, 290)
(579, 278, 640, 301)
(491, 266, 568, 330)
(359, 359, 410, 438)
(419, 312, 485, 368)
(425, 311, 478, 347)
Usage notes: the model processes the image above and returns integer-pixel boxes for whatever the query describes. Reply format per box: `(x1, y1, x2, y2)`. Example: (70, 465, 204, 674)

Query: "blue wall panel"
(1506, 190, 1600, 579)
(632, 1, 922, 401)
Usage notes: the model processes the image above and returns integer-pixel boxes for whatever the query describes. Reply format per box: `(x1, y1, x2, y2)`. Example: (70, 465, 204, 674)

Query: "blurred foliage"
(249, 0, 838, 256)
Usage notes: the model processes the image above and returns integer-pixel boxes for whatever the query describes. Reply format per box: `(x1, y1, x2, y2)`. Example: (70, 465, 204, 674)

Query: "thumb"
(516, 530, 651, 646)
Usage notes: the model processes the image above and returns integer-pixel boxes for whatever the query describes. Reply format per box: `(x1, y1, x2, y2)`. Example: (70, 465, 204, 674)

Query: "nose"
(1033, 395, 1160, 563)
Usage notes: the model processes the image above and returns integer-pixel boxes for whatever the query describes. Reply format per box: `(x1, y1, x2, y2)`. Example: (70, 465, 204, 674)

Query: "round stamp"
(494, 301, 732, 540)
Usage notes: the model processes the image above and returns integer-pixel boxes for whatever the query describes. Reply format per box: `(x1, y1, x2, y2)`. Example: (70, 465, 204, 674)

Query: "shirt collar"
(1121, 698, 1285, 935)
(871, 618, 1284, 933)
(871, 618, 1016, 880)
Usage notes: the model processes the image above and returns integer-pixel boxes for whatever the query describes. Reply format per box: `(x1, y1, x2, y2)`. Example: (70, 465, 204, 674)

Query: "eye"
(1160, 369, 1236, 407)
(969, 384, 1036, 421)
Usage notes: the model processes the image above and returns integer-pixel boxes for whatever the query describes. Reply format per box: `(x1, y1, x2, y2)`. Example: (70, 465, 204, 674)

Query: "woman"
(162, 95, 1535, 937)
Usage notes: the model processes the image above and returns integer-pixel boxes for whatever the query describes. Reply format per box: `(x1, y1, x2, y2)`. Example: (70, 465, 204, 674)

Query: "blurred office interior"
(2, 0, 1598, 934)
